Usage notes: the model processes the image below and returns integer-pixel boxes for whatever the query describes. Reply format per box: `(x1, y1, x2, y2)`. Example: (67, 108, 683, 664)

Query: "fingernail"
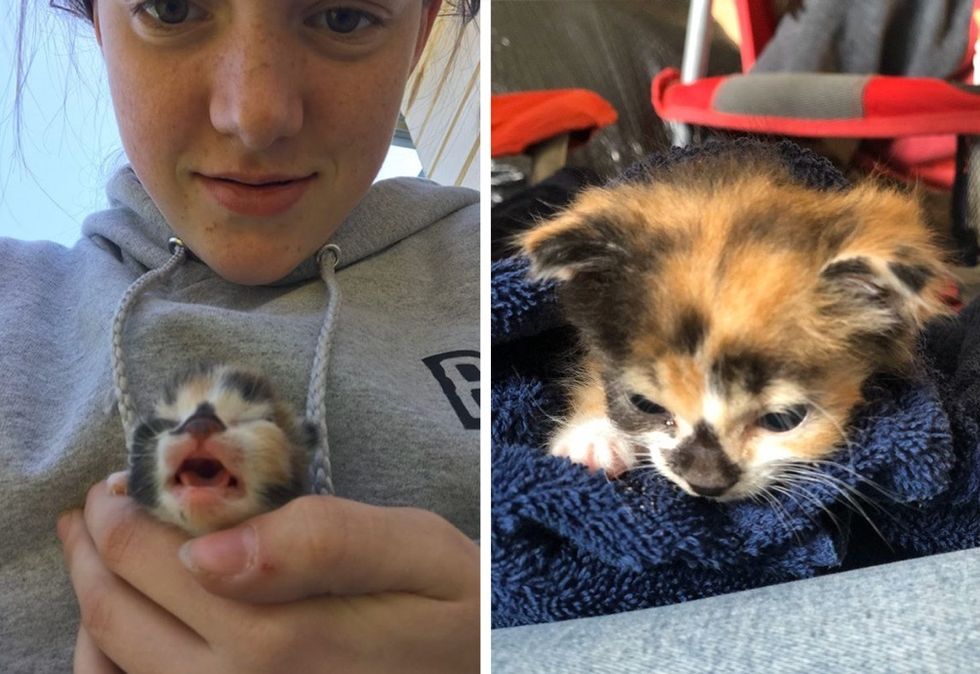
(56, 511, 73, 543)
(179, 525, 256, 577)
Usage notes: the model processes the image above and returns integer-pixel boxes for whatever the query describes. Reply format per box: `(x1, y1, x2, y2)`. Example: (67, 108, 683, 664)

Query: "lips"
(197, 172, 316, 217)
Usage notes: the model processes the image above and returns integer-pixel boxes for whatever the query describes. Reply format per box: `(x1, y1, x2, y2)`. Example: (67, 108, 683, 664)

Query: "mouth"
(196, 172, 317, 217)
(168, 446, 246, 501)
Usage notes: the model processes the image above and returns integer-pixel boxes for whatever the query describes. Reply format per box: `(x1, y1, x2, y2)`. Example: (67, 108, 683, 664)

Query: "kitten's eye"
(628, 394, 668, 416)
(757, 405, 808, 432)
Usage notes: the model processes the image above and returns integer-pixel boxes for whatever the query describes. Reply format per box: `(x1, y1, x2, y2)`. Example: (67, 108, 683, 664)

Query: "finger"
(59, 510, 211, 673)
(74, 626, 124, 674)
(80, 481, 240, 646)
(181, 495, 479, 604)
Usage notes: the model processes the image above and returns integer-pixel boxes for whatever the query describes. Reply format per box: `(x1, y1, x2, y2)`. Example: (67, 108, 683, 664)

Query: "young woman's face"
(94, 0, 439, 284)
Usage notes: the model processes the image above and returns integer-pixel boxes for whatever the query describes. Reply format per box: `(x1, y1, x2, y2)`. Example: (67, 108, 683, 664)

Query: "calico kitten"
(109, 364, 315, 535)
(521, 150, 951, 500)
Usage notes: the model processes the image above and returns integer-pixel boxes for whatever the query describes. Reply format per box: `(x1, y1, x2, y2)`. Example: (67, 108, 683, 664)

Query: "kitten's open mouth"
(177, 457, 238, 489)
(170, 449, 245, 498)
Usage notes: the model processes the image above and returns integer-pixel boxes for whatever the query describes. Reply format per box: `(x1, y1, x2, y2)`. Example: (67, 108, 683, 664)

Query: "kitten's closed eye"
(628, 394, 668, 416)
(757, 405, 808, 432)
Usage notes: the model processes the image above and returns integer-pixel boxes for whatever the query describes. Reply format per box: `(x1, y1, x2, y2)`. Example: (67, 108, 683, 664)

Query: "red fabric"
(663, 2, 980, 191)
(863, 77, 980, 118)
(735, 0, 776, 72)
(491, 89, 618, 157)
(652, 68, 980, 137)
(858, 136, 957, 189)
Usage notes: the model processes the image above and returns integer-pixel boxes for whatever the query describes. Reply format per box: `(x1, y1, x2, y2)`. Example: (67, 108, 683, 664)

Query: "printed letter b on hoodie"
(422, 350, 479, 430)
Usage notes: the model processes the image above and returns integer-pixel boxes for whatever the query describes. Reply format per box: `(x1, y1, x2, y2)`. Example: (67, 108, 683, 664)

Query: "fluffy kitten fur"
(521, 150, 951, 500)
(122, 364, 315, 534)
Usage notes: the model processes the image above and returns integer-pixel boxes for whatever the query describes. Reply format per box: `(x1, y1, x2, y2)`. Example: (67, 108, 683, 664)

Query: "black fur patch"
(667, 421, 741, 492)
(887, 261, 932, 293)
(820, 256, 897, 312)
(298, 420, 320, 453)
(690, 422, 723, 453)
(559, 228, 676, 360)
(673, 308, 708, 355)
(710, 350, 773, 395)
(259, 477, 306, 510)
(222, 370, 275, 403)
(821, 256, 873, 280)
(161, 362, 214, 406)
(128, 417, 177, 509)
(604, 375, 674, 436)
(532, 217, 634, 276)
(724, 207, 855, 260)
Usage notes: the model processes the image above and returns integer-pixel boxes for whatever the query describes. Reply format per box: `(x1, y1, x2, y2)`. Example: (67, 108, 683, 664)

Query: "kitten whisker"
(773, 465, 894, 549)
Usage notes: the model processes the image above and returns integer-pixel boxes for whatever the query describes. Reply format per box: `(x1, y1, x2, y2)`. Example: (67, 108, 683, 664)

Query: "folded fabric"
(491, 89, 618, 157)
(491, 140, 980, 629)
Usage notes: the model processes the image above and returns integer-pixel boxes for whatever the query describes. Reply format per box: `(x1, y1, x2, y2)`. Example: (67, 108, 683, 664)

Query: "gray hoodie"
(0, 167, 480, 671)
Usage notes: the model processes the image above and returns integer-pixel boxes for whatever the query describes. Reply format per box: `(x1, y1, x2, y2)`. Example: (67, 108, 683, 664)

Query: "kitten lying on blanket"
(521, 151, 951, 500)
(108, 364, 315, 535)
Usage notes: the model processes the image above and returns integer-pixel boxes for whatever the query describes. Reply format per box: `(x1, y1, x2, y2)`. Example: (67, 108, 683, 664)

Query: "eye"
(757, 405, 808, 432)
(132, 0, 206, 25)
(628, 394, 668, 416)
(307, 8, 382, 34)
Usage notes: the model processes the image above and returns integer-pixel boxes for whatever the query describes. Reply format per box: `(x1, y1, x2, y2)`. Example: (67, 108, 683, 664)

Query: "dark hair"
(47, 0, 480, 23)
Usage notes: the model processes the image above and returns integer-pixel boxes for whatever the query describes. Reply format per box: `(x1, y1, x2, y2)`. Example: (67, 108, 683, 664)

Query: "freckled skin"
(93, 0, 441, 285)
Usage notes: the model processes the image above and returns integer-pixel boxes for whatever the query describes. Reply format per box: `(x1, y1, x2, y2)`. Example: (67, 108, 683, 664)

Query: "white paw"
(550, 417, 634, 477)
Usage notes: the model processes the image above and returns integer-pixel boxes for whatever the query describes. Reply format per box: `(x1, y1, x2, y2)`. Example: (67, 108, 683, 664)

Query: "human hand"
(58, 481, 479, 673)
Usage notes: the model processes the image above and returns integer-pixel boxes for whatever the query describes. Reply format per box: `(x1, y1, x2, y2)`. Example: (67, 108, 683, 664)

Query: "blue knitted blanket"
(491, 142, 980, 628)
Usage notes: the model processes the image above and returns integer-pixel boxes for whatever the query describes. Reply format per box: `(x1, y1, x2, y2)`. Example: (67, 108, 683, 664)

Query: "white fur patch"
(550, 416, 635, 476)
(702, 393, 725, 426)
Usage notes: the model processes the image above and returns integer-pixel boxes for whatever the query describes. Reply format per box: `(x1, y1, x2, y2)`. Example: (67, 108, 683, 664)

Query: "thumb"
(179, 495, 478, 604)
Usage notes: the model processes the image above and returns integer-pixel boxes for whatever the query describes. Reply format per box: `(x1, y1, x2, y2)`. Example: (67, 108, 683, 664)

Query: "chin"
(199, 248, 305, 286)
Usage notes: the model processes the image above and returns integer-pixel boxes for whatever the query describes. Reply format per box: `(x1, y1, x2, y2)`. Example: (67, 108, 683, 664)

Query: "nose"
(209, 23, 304, 150)
(175, 404, 227, 440)
(668, 422, 741, 498)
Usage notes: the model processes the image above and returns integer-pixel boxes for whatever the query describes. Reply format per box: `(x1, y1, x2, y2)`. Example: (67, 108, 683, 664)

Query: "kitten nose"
(668, 422, 741, 497)
(687, 481, 736, 498)
(175, 405, 227, 440)
(182, 415, 226, 440)
(680, 459, 740, 497)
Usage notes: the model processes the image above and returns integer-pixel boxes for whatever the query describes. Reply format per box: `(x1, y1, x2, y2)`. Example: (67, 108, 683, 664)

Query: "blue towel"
(491, 141, 980, 629)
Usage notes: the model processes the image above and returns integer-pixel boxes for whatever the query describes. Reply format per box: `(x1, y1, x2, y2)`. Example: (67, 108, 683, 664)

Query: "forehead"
(158, 367, 275, 413)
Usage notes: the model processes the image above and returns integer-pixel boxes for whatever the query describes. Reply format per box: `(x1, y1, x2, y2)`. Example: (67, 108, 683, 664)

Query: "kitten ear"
(518, 184, 669, 282)
(816, 249, 949, 370)
(818, 255, 906, 327)
(520, 209, 633, 282)
(818, 183, 950, 327)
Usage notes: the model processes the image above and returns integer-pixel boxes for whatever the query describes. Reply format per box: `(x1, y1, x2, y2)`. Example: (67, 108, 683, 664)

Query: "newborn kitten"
(521, 151, 951, 500)
(109, 364, 315, 535)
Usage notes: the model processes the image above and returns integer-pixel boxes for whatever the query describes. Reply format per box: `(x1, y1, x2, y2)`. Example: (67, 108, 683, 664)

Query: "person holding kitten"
(0, 1, 478, 672)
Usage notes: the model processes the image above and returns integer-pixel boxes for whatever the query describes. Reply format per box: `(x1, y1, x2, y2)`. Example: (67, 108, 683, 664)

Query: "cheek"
(230, 425, 295, 487)
(320, 67, 407, 174)
(748, 416, 846, 467)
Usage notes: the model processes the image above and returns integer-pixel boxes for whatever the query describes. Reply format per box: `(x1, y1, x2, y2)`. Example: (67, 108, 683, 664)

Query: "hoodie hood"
(82, 166, 478, 284)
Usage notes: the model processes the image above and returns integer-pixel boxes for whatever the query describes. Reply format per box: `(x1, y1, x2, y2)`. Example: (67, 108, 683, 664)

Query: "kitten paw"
(550, 417, 633, 477)
(107, 470, 130, 496)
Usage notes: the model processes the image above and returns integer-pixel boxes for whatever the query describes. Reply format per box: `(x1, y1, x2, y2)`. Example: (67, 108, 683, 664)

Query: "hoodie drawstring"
(110, 237, 342, 496)
(308, 243, 342, 495)
(111, 237, 188, 449)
